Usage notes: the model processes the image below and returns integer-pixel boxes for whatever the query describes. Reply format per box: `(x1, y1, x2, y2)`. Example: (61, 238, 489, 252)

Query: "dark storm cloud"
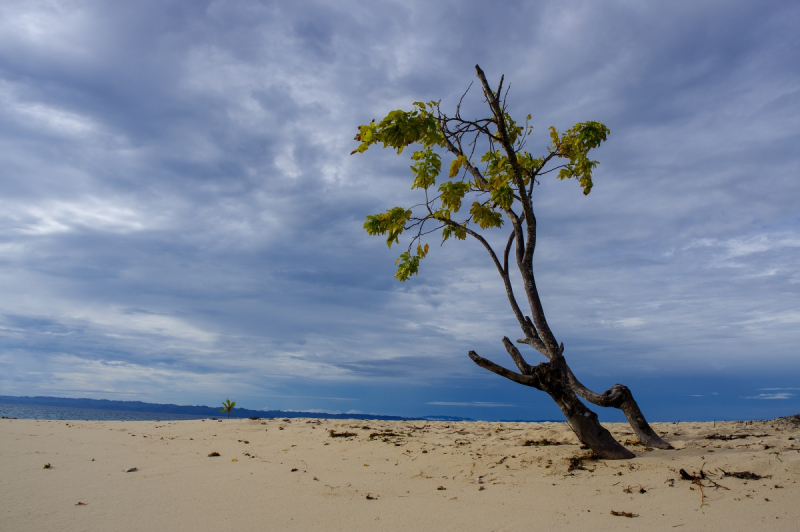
(0, 0, 798, 419)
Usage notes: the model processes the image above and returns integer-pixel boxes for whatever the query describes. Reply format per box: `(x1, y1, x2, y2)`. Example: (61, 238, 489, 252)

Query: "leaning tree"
(352, 65, 671, 459)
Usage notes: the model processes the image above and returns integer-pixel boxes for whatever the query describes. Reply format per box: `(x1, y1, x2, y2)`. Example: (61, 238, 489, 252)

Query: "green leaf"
(517, 152, 543, 175)
(410, 148, 441, 189)
(490, 182, 514, 210)
(438, 181, 470, 212)
(503, 113, 524, 145)
(364, 207, 413, 247)
(448, 155, 467, 177)
(441, 224, 467, 241)
(352, 106, 444, 156)
(350, 122, 378, 155)
(469, 202, 504, 229)
(549, 121, 609, 195)
(481, 150, 514, 189)
(394, 251, 421, 281)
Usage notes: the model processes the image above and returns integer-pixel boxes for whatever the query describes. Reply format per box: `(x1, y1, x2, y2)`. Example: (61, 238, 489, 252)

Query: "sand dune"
(2, 416, 798, 531)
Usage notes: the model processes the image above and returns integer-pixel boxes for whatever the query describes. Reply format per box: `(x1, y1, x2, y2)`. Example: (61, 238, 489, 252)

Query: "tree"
(352, 65, 672, 459)
(220, 398, 236, 419)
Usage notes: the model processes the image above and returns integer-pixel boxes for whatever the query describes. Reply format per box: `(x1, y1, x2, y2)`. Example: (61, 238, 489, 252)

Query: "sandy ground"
(2, 416, 799, 531)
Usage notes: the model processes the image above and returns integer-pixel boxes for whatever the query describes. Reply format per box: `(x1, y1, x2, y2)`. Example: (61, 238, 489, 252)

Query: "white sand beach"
(2, 416, 798, 531)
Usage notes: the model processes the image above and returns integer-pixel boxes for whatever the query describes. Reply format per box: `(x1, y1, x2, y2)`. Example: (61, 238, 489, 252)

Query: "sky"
(1, 0, 798, 422)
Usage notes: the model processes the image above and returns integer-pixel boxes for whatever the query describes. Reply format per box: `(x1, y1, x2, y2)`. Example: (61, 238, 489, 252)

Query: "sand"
(2, 415, 799, 531)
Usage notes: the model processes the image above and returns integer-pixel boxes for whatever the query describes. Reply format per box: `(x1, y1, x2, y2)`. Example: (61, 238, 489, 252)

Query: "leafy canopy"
(354, 98, 608, 281)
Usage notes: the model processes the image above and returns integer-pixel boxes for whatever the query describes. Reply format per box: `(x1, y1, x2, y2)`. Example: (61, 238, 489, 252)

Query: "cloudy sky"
(1, 0, 798, 421)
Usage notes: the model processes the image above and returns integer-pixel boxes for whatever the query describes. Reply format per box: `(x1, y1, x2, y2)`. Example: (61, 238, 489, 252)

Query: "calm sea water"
(0, 403, 209, 421)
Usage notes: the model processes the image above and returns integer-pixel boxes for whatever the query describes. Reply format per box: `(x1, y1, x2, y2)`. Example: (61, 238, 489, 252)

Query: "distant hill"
(0, 395, 473, 421)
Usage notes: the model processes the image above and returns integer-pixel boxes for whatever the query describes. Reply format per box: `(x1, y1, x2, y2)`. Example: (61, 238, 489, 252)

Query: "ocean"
(0, 403, 210, 421)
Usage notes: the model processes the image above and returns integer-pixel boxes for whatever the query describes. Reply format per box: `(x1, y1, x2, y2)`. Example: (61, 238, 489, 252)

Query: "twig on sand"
(679, 466, 729, 503)
(523, 438, 563, 447)
(329, 430, 357, 438)
(720, 469, 770, 480)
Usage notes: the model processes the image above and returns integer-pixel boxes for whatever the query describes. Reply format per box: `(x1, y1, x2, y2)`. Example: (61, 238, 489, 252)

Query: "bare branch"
(438, 219, 502, 274)
(516, 338, 549, 357)
(495, 75, 504, 103)
(501, 336, 532, 374)
(441, 136, 488, 189)
(468, 351, 542, 389)
(474, 65, 533, 227)
(503, 228, 515, 275)
(537, 165, 568, 176)
(438, 217, 534, 336)
(456, 82, 473, 118)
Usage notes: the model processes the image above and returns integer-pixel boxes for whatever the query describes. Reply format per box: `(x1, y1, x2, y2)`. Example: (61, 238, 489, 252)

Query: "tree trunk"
(469, 338, 635, 460)
(565, 372, 672, 449)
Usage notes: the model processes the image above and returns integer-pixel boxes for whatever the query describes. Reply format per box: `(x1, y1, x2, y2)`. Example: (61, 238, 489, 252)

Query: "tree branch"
(441, 136, 489, 190)
(474, 65, 533, 225)
(501, 336, 532, 374)
(474, 67, 555, 352)
(516, 337, 548, 358)
(503, 228, 515, 276)
(438, 218, 535, 338)
(468, 351, 542, 389)
(514, 315, 548, 356)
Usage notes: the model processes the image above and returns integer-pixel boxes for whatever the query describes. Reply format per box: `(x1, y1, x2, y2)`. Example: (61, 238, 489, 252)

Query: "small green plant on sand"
(220, 398, 236, 419)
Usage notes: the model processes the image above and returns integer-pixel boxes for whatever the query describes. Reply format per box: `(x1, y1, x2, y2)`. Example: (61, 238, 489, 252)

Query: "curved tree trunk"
(469, 338, 635, 459)
(565, 370, 672, 449)
(513, 334, 671, 449)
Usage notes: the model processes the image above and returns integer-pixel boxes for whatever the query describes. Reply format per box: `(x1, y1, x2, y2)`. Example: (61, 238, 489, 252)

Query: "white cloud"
(427, 402, 516, 408)
(614, 318, 647, 328)
(683, 234, 800, 262)
(5, 198, 153, 235)
(744, 393, 794, 400)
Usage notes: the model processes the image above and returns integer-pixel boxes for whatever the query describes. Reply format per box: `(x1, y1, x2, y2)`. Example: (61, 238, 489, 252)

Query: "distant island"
(0, 395, 470, 421)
